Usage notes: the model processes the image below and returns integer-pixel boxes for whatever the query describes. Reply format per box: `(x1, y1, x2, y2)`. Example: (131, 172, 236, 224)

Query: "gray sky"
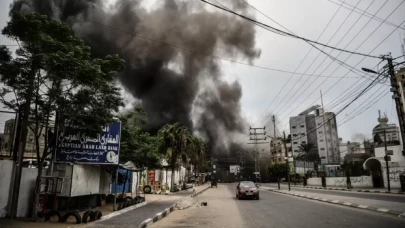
(1, 0, 404, 143)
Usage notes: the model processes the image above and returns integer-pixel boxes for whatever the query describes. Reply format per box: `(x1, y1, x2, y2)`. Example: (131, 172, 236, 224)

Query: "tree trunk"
(170, 166, 175, 192)
(10, 66, 36, 219)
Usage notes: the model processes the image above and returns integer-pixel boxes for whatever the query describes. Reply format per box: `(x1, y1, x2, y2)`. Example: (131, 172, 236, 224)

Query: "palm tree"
(296, 143, 315, 176)
(158, 123, 193, 191)
(189, 137, 206, 184)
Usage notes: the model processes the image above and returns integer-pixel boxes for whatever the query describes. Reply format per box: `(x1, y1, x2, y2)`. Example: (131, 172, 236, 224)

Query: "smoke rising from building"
(9, 0, 261, 155)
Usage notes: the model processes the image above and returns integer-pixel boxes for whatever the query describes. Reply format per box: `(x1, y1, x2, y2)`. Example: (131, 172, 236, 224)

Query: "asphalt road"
(226, 184, 405, 228)
(261, 183, 405, 203)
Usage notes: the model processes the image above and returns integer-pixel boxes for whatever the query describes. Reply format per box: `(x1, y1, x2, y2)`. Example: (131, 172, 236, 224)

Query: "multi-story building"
(270, 137, 292, 164)
(314, 108, 340, 164)
(2, 118, 50, 158)
(396, 68, 405, 118)
(372, 111, 400, 146)
(290, 106, 340, 165)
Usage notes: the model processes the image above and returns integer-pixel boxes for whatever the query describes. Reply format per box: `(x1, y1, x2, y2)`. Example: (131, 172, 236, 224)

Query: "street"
(151, 183, 405, 228)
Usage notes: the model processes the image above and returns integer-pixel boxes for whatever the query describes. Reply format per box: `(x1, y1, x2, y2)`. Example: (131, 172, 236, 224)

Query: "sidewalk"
(90, 183, 210, 228)
(261, 186, 405, 217)
(267, 183, 403, 194)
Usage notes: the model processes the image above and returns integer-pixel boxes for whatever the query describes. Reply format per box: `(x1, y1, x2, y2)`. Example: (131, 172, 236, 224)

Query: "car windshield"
(240, 182, 255, 188)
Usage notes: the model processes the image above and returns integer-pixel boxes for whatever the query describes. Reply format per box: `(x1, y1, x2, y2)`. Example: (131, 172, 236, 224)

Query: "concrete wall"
(0, 160, 39, 218)
(382, 166, 405, 189)
(0, 160, 13, 217)
(307, 176, 373, 188)
(17, 168, 37, 217)
(375, 145, 405, 166)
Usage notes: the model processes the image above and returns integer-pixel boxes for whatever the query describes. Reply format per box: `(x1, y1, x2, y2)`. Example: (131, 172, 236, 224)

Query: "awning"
(119, 161, 142, 171)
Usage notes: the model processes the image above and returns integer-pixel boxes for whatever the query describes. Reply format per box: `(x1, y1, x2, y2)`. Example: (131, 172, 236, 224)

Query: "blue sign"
(55, 121, 121, 165)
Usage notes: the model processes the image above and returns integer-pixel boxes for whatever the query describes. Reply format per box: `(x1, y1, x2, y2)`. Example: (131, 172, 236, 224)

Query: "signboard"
(386, 150, 394, 155)
(230, 165, 239, 174)
(55, 121, 121, 165)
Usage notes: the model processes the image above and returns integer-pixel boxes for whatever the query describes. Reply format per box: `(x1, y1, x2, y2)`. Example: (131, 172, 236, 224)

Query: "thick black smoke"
(10, 0, 261, 155)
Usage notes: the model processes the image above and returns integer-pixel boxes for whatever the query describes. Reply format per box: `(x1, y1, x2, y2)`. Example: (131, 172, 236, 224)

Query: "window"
(321, 156, 326, 159)
(320, 148, 325, 150)
(301, 141, 306, 144)
(300, 125, 305, 128)
(293, 141, 298, 144)
(319, 139, 324, 142)
(294, 150, 299, 152)
(319, 131, 323, 134)
(293, 134, 297, 137)
(301, 133, 305, 136)
(292, 126, 296, 129)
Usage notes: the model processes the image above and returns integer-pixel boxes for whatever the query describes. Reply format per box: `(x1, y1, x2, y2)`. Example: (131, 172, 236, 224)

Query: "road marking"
(343, 202, 352, 206)
(331, 200, 339, 203)
(377, 208, 389, 213)
(358, 205, 368, 209)
(321, 198, 328, 202)
(313, 197, 319, 200)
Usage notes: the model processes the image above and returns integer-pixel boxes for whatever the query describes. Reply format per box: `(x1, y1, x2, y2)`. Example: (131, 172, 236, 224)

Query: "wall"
(0, 160, 13, 217)
(375, 145, 405, 165)
(0, 160, 39, 218)
(382, 166, 405, 189)
(70, 165, 100, 196)
(17, 168, 37, 217)
(99, 168, 111, 195)
(307, 176, 373, 188)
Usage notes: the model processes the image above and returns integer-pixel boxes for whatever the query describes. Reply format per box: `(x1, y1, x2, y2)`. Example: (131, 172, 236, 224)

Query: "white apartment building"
(314, 109, 340, 164)
(270, 138, 292, 164)
(290, 106, 340, 165)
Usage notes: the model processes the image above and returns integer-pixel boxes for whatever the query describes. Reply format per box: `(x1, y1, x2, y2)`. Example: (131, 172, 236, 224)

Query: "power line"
(200, 0, 382, 59)
(249, 0, 347, 127)
(277, 14, 405, 127)
(271, 0, 374, 121)
(328, 0, 405, 30)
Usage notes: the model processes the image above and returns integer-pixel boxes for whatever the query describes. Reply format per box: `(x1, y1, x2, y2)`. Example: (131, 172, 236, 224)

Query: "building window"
(301, 133, 305, 136)
(293, 141, 298, 144)
(300, 125, 305, 128)
(293, 134, 297, 137)
(294, 150, 299, 152)
(320, 148, 325, 150)
(319, 131, 323, 134)
(321, 156, 326, 159)
(301, 141, 306, 144)
(292, 126, 296, 129)
(319, 139, 324, 142)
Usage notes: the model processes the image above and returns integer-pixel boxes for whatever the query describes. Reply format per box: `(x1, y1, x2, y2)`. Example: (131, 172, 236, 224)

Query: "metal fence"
(0, 110, 17, 159)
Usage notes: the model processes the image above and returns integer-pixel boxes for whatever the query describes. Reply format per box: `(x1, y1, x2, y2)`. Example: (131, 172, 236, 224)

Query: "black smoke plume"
(9, 0, 261, 156)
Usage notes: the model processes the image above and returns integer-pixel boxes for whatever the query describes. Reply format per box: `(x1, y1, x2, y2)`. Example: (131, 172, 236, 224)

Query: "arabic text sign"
(55, 122, 121, 165)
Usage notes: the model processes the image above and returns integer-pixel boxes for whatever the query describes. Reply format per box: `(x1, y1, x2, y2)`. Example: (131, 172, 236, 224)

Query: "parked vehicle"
(236, 181, 259, 200)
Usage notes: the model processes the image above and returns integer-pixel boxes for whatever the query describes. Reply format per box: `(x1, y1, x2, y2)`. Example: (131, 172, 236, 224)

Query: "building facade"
(314, 109, 340, 164)
(290, 106, 340, 165)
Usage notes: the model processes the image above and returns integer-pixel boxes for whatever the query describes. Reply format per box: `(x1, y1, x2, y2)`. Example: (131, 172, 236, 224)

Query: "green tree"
(267, 163, 288, 187)
(295, 143, 315, 175)
(158, 123, 193, 191)
(0, 13, 124, 219)
(119, 105, 161, 169)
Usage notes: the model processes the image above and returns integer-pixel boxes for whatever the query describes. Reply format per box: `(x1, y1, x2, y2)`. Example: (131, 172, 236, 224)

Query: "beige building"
(270, 137, 291, 164)
(2, 119, 49, 158)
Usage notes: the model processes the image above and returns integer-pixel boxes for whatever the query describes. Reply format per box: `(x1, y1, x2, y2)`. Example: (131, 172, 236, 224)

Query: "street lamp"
(361, 67, 378, 74)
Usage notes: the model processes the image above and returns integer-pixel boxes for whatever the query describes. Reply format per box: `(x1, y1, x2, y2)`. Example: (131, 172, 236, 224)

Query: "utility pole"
(283, 131, 291, 191)
(384, 130, 391, 192)
(248, 126, 268, 183)
(385, 55, 405, 153)
(271, 115, 276, 165)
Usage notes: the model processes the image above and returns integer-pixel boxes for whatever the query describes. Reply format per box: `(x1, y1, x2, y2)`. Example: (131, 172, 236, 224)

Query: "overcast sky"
(1, 0, 405, 143)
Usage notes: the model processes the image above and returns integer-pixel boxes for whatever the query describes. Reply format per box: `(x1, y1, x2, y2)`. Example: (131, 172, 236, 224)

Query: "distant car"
(236, 181, 259, 200)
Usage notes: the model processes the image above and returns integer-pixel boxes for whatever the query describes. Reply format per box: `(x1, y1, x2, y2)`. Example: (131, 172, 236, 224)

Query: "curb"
(266, 189, 405, 218)
(138, 204, 177, 228)
(138, 185, 211, 227)
(277, 185, 404, 195)
(95, 201, 147, 222)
